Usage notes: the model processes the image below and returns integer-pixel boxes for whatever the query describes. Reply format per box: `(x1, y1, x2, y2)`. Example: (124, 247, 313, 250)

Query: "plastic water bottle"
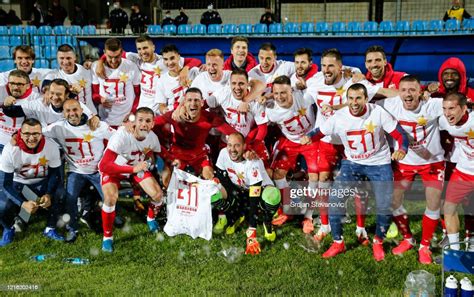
(137, 159, 152, 179)
(461, 277, 474, 297)
(445, 275, 458, 297)
(63, 258, 90, 265)
(30, 254, 54, 262)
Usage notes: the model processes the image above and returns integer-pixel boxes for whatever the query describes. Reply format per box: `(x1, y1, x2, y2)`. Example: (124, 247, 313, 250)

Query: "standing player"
(439, 92, 474, 251)
(303, 83, 408, 261)
(290, 48, 319, 92)
(46, 44, 97, 114)
(98, 107, 163, 252)
(0, 119, 63, 246)
(428, 57, 474, 101)
(43, 99, 114, 242)
(263, 75, 318, 234)
(91, 38, 141, 128)
(223, 36, 257, 73)
(378, 76, 444, 264)
(214, 132, 280, 255)
(0, 45, 53, 93)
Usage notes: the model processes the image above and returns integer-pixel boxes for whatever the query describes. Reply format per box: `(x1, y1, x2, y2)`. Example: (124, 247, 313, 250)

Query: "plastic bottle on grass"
(30, 254, 55, 262)
(461, 277, 473, 297)
(404, 270, 436, 297)
(444, 275, 458, 297)
(63, 258, 90, 265)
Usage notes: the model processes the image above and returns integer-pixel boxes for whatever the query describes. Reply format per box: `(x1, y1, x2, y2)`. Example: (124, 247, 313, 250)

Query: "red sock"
(354, 194, 367, 228)
(101, 209, 115, 238)
(421, 214, 438, 246)
(147, 206, 155, 220)
(318, 194, 329, 225)
(393, 213, 412, 239)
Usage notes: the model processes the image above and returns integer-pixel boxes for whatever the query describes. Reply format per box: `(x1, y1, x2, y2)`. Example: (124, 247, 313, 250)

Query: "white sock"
(44, 227, 54, 233)
(103, 236, 113, 241)
(448, 233, 460, 250)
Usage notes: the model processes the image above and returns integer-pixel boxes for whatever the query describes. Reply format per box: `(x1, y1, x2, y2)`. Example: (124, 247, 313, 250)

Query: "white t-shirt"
(0, 138, 61, 184)
(439, 112, 474, 175)
(103, 127, 161, 169)
(0, 86, 41, 145)
(306, 75, 380, 144)
(43, 119, 114, 174)
(0, 68, 53, 93)
(248, 60, 295, 93)
(191, 70, 232, 101)
(378, 97, 444, 165)
(46, 64, 97, 114)
(216, 148, 273, 189)
(91, 59, 141, 125)
(207, 87, 268, 137)
(320, 103, 398, 166)
(164, 168, 217, 241)
(21, 100, 93, 127)
(155, 68, 200, 113)
(265, 91, 315, 143)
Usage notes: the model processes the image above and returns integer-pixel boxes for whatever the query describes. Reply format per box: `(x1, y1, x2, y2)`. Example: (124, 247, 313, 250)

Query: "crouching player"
(213, 132, 280, 255)
(0, 118, 62, 246)
(98, 107, 163, 252)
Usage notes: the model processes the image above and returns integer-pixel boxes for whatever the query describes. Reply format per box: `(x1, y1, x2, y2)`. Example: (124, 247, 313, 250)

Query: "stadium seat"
(177, 24, 192, 35)
(33, 46, 43, 58)
(191, 24, 206, 35)
(50, 59, 58, 69)
(0, 46, 9, 59)
(147, 25, 161, 35)
(9, 25, 23, 35)
(395, 20, 410, 34)
(254, 23, 268, 34)
(37, 25, 53, 35)
(69, 25, 82, 36)
(43, 36, 56, 45)
(0, 59, 14, 71)
(34, 59, 49, 68)
(82, 25, 97, 35)
(462, 18, 474, 29)
(270, 23, 283, 35)
(9, 36, 22, 46)
(44, 45, 56, 59)
(0, 36, 8, 46)
(445, 19, 460, 31)
(284, 22, 299, 34)
(0, 26, 7, 35)
(223, 24, 237, 34)
(363, 21, 378, 35)
(25, 25, 37, 35)
(32, 35, 42, 45)
(332, 22, 346, 35)
(347, 22, 362, 35)
(428, 20, 444, 34)
(79, 41, 89, 47)
(56, 36, 71, 45)
(315, 22, 328, 35)
(163, 24, 176, 35)
(238, 24, 252, 34)
(378, 21, 394, 35)
(411, 20, 428, 34)
(53, 26, 68, 35)
(207, 24, 222, 35)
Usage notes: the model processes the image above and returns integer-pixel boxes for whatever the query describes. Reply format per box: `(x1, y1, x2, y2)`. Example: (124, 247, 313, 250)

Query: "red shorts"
(248, 140, 270, 165)
(393, 161, 445, 191)
(100, 171, 154, 187)
(317, 141, 344, 173)
(271, 137, 319, 173)
(445, 168, 474, 204)
(171, 146, 212, 174)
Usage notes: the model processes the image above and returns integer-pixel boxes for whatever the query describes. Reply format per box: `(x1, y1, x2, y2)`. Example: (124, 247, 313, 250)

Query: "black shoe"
(65, 229, 78, 243)
(80, 212, 93, 229)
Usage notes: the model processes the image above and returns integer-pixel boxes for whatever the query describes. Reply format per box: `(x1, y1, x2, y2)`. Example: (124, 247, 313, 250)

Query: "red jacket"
(365, 63, 406, 89)
(223, 52, 258, 73)
(433, 57, 474, 101)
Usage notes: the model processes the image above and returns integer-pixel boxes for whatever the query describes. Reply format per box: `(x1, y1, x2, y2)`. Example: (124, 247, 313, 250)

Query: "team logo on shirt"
(31, 76, 41, 87)
(83, 132, 94, 142)
(347, 121, 377, 157)
(119, 72, 129, 83)
(78, 78, 87, 88)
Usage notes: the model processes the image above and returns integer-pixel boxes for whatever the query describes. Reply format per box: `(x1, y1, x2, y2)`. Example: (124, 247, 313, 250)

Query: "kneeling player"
(98, 107, 163, 252)
(213, 132, 280, 255)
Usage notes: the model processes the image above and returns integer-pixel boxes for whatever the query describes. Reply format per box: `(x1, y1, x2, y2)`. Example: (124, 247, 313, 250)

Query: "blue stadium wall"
(81, 35, 474, 81)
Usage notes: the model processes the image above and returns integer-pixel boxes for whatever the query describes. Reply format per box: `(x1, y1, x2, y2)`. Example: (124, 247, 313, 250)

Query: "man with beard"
(290, 48, 319, 93)
(427, 57, 474, 101)
(98, 107, 163, 252)
(377, 76, 445, 264)
(223, 37, 257, 73)
(43, 99, 114, 242)
(302, 83, 408, 261)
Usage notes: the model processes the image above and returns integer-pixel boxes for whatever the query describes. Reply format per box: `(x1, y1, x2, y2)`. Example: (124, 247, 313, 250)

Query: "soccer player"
(0, 70, 41, 153)
(91, 38, 141, 128)
(427, 57, 474, 101)
(263, 75, 318, 234)
(223, 36, 257, 73)
(377, 75, 444, 264)
(154, 88, 236, 184)
(303, 83, 408, 261)
(439, 92, 474, 251)
(0, 118, 63, 246)
(0, 45, 53, 93)
(45, 44, 97, 114)
(43, 99, 115, 242)
(154, 44, 201, 114)
(98, 107, 163, 252)
(290, 48, 319, 92)
(214, 132, 280, 255)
